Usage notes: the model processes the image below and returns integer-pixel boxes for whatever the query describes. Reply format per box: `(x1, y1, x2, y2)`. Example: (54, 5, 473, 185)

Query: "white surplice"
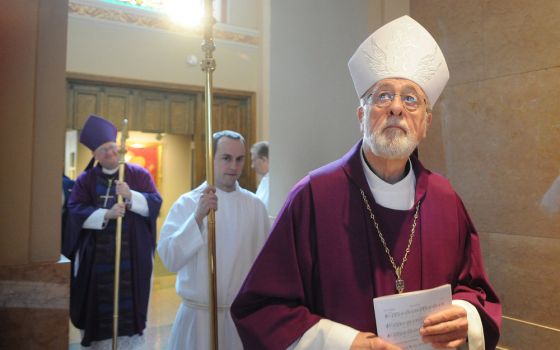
(157, 182, 270, 350)
(255, 172, 269, 210)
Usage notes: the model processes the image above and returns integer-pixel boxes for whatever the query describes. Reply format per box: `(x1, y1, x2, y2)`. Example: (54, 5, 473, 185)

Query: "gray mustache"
(382, 120, 409, 132)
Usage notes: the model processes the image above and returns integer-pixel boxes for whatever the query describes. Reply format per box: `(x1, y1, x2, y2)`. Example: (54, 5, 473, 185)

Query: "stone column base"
(0, 258, 70, 349)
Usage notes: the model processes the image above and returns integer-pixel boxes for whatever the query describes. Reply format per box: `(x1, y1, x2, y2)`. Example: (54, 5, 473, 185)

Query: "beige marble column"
(0, 0, 70, 348)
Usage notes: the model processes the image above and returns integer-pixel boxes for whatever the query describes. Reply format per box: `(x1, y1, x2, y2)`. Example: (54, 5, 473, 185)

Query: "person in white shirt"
(158, 130, 270, 350)
(251, 140, 270, 210)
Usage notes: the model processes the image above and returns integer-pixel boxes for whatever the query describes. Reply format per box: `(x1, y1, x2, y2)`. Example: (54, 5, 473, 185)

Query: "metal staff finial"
(201, 1, 219, 349)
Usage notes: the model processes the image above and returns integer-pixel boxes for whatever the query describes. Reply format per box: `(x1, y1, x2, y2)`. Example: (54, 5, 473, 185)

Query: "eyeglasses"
(365, 90, 424, 111)
(96, 143, 118, 154)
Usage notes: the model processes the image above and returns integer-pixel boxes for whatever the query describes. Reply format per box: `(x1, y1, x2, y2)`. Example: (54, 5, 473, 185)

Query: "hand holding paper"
(373, 284, 453, 350)
(420, 305, 468, 349)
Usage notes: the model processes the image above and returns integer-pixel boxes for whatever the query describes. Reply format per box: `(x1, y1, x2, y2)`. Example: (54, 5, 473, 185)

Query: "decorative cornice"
(68, 2, 259, 46)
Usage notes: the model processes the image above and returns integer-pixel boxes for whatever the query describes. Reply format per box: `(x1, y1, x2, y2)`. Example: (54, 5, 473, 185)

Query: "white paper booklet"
(373, 284, 452, 350)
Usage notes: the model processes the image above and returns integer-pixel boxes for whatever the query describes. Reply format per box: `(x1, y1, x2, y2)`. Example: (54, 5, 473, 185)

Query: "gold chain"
(360, 189, 420, 293)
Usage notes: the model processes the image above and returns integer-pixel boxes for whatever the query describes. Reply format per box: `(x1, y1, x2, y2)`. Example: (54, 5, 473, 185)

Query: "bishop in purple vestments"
(232, 16, 501, 350)
(62, 115, 162, 346)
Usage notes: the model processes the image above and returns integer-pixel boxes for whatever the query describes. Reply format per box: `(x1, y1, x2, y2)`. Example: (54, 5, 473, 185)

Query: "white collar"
(360, 151, 416, 210)
(102, 166, 119, 175)
(212, 181, 241, 194)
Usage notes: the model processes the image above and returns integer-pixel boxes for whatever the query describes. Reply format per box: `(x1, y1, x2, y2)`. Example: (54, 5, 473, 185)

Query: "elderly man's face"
(358, 78, 432, 160)
(94, 141, 119, 170)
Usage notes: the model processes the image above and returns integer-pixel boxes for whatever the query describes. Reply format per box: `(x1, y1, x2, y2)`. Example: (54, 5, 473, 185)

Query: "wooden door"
(192, 93, 256, 192)
(67, 75, 256, 192)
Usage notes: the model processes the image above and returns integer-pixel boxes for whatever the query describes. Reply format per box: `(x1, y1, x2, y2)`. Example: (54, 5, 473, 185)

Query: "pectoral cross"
(100, 178, 114, 208)
(395, 267, 405, 294)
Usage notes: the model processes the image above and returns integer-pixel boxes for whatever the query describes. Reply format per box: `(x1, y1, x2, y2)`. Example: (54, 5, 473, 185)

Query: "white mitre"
(348, 15, 449, 108)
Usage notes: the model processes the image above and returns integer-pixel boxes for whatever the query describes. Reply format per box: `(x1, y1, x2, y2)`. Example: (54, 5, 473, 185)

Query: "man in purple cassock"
(62, 115, 162, 347)
(231, 16, 501, 350)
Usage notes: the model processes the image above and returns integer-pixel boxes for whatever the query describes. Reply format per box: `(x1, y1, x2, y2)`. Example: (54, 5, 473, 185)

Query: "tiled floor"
(69, 256, 181, 349)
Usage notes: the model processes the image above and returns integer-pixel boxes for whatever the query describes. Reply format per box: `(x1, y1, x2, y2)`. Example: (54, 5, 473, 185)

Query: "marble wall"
(0, 261, 70, 349)
(412, 0, 560, 348)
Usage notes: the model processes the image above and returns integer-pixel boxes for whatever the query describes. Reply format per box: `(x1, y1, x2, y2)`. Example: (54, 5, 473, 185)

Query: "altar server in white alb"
(157, 130, 270, 350)
(250, 140, 270, 209)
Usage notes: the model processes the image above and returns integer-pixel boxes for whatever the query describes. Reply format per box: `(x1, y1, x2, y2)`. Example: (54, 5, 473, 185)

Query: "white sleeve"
(259, 200, 271, 239)
(128, 190, 149, 217)
(157, 197, 205, 272)
(452, 299, 485, 350)
(287, 319, 359, 350)
(82, 209, 109, 229)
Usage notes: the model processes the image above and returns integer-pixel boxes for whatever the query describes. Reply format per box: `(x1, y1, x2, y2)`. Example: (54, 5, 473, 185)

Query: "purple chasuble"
(62, 163, 162, 346)
(231, 140, 501, 350)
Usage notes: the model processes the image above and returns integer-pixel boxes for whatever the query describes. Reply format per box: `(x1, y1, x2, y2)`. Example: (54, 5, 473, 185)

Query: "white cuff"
(452, 299, 484, 350)
(82, 209, 109, 229)
(129, 190, 149, 217)
(288, 319, 359, 350)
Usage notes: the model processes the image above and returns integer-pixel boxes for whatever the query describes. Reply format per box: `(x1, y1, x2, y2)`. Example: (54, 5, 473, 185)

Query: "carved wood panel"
(67, 82, 200, 136)
(67, 76, 255, 192)
(102, 87, 133, 129)
(192, 95, 255, 191)
(138, 91, 165, 133)
(68, 84, 101, 129)
(168, 94, 195, 135)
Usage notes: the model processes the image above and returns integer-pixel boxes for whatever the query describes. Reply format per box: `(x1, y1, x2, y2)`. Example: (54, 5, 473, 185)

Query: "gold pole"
(112, 118, 129, 350)
(201, 1, 218, 349)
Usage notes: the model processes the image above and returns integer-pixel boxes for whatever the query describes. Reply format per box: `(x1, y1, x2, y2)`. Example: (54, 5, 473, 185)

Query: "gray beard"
(363, 127, 419, 159)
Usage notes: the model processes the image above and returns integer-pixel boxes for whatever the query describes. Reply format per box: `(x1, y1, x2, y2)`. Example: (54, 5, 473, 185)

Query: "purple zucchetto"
(79, 115, 117, 152)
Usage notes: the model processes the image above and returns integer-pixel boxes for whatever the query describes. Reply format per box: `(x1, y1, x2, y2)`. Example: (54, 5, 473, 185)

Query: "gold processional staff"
(112, 0, 219, 347)
(112, 118, 129, 350)
(201, 0, 219, 349)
